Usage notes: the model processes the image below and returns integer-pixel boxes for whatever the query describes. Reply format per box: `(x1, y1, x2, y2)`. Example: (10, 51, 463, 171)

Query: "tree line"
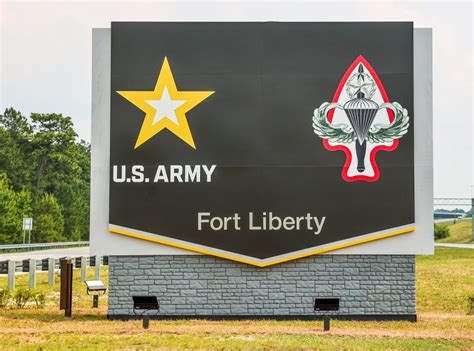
(435, 208, 472, 216)
(0, 108, 90, 244)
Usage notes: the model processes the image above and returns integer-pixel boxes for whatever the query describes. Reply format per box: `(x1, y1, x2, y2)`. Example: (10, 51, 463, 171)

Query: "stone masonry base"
(107, 255, 416, 321)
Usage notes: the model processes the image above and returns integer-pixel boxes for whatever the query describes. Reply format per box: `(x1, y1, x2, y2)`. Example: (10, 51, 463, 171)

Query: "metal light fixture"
(133, 296, 159, 329)
(85, 280, 107, 308)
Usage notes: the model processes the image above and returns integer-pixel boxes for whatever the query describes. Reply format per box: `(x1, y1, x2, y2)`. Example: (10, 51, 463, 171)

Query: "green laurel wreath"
(312, 102, 355, 144)
(366, 102, 410, 143)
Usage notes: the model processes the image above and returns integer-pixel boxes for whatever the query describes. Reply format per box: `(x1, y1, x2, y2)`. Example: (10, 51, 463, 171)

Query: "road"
(0, 246, 90, 261)
(434, 218, 456, 223)
(434, 218, 471, 223)
(435, 243, 474, 249)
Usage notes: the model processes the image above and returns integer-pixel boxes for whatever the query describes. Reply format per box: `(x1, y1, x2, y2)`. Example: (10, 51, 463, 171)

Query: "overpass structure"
(434, 198, 472, 207)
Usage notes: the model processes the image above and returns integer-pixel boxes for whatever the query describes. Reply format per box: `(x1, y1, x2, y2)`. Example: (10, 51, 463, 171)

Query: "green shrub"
(32, 291, 46, 308)
(468, 293, 474, 315)
(13, 288, 33, 308)
(0, 288, 11, 308)
(11, 288, 46, 309)
(434, 223, 450, 240)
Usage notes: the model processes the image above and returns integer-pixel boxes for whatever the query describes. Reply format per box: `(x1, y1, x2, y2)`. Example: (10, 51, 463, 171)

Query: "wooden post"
(7, 261, 15, 290)
(60, 259, 73, 317)
(323, 316, 330, 331)
(28, 259, 36, 288)
(95, 256, 101, 280)
(81, 257, 87, 282)
(93, 295, 99, 308)
(143, 315, 150, 329)
(59, 260, 66, 310)
(48, 258, 55, 286)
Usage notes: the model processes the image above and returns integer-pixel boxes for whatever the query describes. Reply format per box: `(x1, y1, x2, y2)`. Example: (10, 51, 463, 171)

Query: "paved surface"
(435, 243, 474, 249)
(434, 218, 456, 223)
(0, 246, 90, 261)
(434, 218, 471, 223)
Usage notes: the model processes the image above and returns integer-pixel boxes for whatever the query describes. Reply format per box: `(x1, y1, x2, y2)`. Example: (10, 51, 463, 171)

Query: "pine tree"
(33, 193, 65, 243)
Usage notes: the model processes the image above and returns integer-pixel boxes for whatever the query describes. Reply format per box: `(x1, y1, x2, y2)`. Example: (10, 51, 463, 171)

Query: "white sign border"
(90, 27, 433, 259)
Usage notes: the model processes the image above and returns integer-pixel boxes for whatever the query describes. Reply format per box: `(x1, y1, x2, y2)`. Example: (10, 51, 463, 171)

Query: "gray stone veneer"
(107, 255, 416, 319)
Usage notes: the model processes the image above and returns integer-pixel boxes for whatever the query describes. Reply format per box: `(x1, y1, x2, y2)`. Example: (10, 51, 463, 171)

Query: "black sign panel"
(110, 22, 414, 266)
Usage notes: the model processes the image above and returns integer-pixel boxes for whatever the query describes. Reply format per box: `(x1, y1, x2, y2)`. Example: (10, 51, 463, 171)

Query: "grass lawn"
(436, 219, 473, 244)
(417, 247, 474, 313)
(0, 247, 472, 350)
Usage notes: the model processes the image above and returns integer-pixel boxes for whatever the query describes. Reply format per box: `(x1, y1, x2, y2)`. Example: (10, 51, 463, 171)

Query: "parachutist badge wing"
(367, 102, 410, 144)
(312, 102, 356, 144)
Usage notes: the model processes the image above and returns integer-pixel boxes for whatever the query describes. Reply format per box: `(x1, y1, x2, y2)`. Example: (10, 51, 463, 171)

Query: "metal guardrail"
(0, 255, 108, 275)
(1, 255, 108, 289)
(0, 241, 89, 251)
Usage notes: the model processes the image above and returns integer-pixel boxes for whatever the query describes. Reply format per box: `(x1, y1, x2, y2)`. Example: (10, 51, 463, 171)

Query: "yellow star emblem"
(117, 57, 214, 149)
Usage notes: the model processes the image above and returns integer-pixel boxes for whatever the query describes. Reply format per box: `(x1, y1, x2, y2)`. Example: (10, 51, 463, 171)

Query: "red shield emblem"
(313, 55, 410, 182)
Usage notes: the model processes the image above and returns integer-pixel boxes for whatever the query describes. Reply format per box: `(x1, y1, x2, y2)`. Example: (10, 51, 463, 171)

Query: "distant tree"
(0, 175, 32, 244)
(0, 108, 32, 138)
(434, 223, 450, 240)
(466, 208, 472, 217)
(33, 193, 65, 243)
(0, 175, 20, 244)
(29, 113, 77, 198)
(0, 108, 89, 243)
(435, 208, 466, 214)
(0, 109, 34, 191)
(51, 140, 90, 241)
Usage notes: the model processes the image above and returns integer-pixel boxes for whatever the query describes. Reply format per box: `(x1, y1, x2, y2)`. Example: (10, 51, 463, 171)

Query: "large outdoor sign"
(108, 22, 415, 266)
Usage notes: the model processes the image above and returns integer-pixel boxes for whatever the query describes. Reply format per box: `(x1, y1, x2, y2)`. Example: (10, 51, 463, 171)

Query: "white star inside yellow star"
(146, 87, 185, 125)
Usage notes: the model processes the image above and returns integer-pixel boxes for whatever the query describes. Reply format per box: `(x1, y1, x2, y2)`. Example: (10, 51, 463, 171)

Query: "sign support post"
(22, 218, 33, 244)
(471, 186, 474, 242)
(60, 259, 73, 317)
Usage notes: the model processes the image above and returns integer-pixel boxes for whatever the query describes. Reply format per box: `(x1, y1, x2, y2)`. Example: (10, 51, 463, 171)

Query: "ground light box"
(95, 22, 432, 267)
